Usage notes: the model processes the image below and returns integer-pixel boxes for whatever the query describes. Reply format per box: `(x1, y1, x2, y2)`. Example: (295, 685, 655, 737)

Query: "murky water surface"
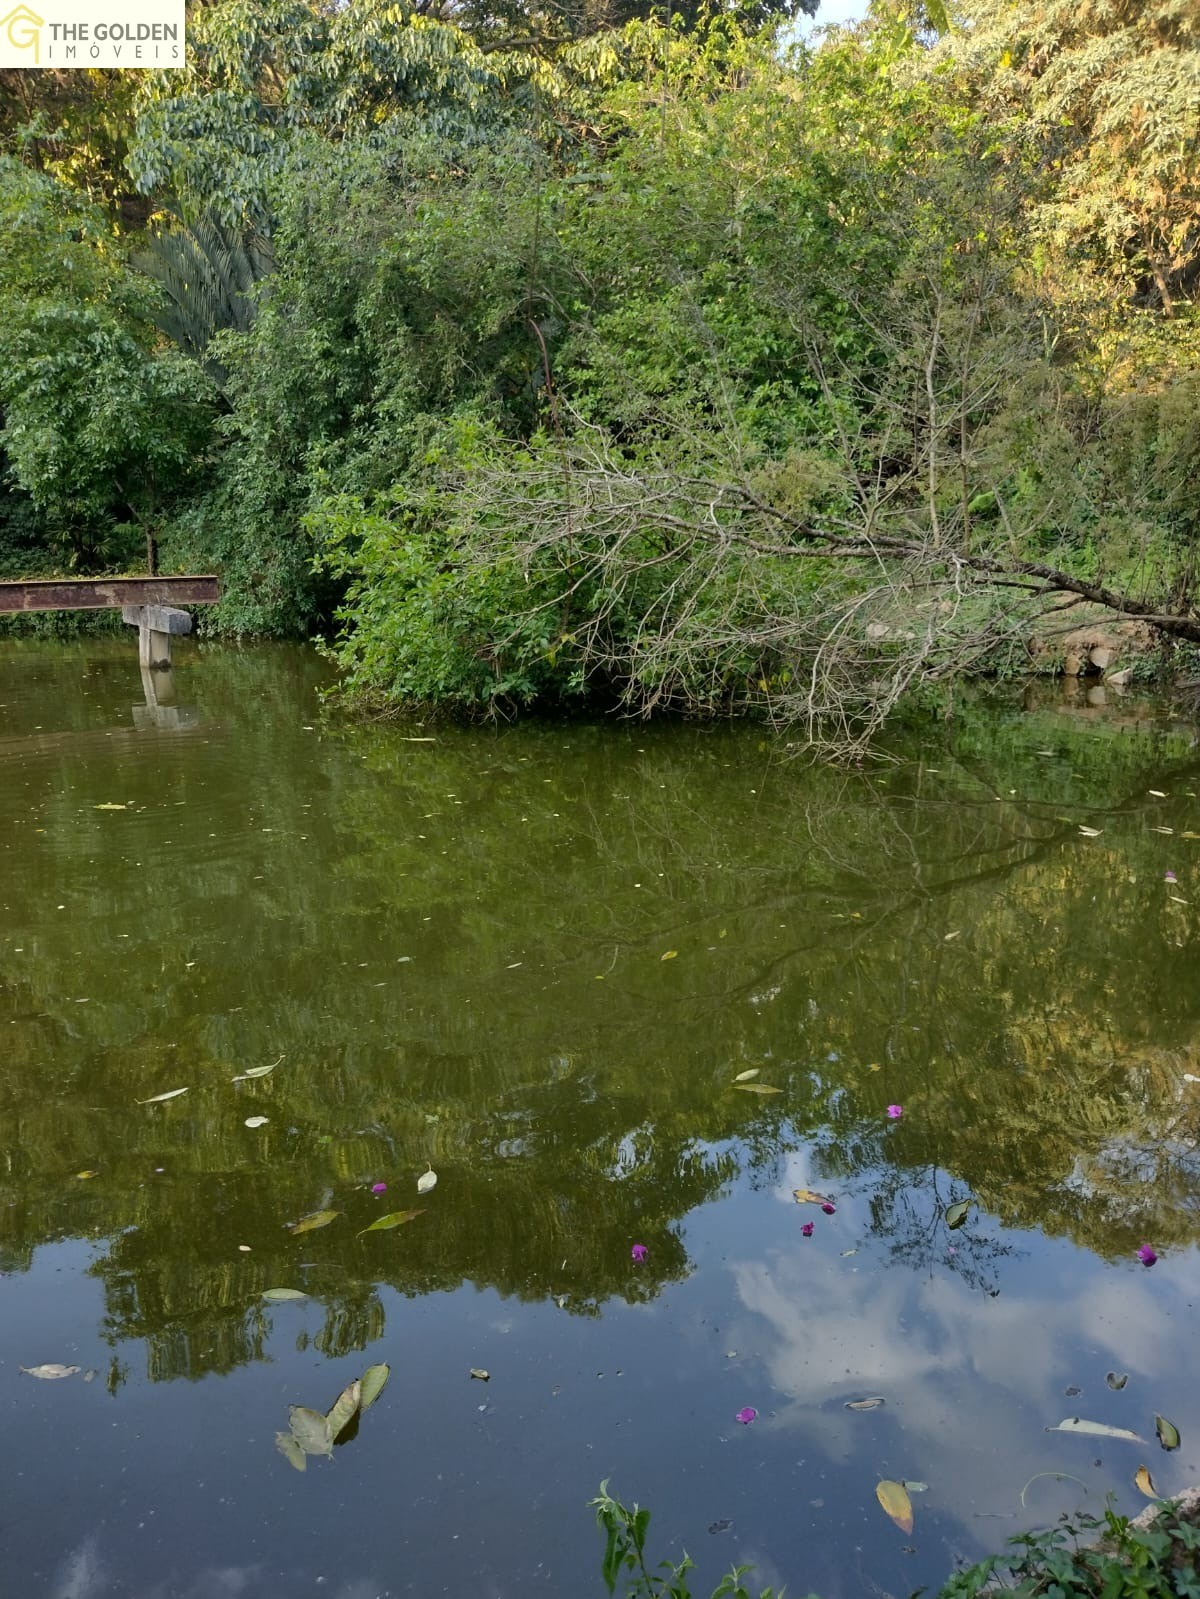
(3, 638, 1200, 1599)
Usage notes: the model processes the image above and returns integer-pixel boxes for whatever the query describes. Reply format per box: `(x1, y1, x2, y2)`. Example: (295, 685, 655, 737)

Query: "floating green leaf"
(325, 1379, 361, 1443)
(261, 1288, 307, 1302)
(733, 1069, 760, 1082)
(288, 1406, 333, 1458)
(1045, 1419, 1144, 1442)
(358, 1208, 424, 1236)
(1106, 1372, 1129, 1391)
(136, 1087, 189, 1104)
(360, 1363, 390, 1411)
(1155, 1415, 1181, 1451)
(288, 1209, 340, 1236)
(903, 1482, 928, 1493)
(945, 1199, 971, 1230)
(275, 1430, 306, 1472)
(660, 950, 678, 961)
(734, 1083, 782, 1095)
(876, 1479, 913, 1534)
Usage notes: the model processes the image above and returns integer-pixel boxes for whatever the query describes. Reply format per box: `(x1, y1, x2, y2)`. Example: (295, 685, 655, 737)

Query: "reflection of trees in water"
(3, 652, 1200, 1381)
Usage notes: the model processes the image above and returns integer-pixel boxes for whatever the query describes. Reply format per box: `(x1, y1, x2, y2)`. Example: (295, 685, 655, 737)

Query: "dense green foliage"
(594, 1488, 1200, 1599)
(0, 0, 1196, 742)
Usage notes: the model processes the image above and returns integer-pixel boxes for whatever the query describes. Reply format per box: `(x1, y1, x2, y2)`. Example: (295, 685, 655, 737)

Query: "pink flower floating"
(631, 1243, 648, 1263)
(801, 1222, 814, 1237)
(371, 1182, 387, 1194)
(735, 1407, 757, 1425)
(821, 1202, 836, 1215)
(886, 1105, 903, 1120)
(1165, 871, 1178, 884)
(1137, 1244, 1158, 1267)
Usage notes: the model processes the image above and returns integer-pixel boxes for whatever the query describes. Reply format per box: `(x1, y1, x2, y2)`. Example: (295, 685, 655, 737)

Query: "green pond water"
(2, 637, 1200, 1599)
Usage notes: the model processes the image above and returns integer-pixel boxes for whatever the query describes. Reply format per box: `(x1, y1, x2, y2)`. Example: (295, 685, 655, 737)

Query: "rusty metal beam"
(0, 575, 220, 613)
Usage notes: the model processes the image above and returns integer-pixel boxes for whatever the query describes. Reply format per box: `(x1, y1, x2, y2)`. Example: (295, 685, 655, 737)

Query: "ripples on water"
(1, 637, 1198, 1598)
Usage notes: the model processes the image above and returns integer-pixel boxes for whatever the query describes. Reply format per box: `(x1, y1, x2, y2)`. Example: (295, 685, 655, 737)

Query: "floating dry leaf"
(244, 1116, 269, 1129)
(1135, 1465, 1157, 1499)
(417, 1167, 438, 1195)
(1078, 826, 1103, 838)
(734, 1083, 782, 1095)
(793, 1189, 831, 1206)
(75, 1170, 97, 1180)
(262, 1288, 308, 1302)
(903, 1481, 928, 1493)
(360, 1363, 390, 1411)
(470, 1368, 490, 1382)
(1106, 1372, 1129, 1391)
(325, 1378, 362, 1443)
(660, 950, 678, 961)
(845, 1397, 885, 1411)
(1155, 1415, 1181, 1451)
(136, 1087, 189, 1104)
(358, 1208, 424, 1235)
(94, 802, 127, 810)
(288, 1405, 333, 1458)
(944, 930, 961, 941)
(1045, 1419, 1144, 1442)
(945, 1199, 972, 1230)
(733, 1069, 760, 1082)
(232, 1056, 282, 1082)
(275, 1430, 307, 1472)
(20, 1363, 80, 1379)
(876, 1480, 913, 1534)
(1152, 826, 1175, 835)
(288, 1209, 341, 1236)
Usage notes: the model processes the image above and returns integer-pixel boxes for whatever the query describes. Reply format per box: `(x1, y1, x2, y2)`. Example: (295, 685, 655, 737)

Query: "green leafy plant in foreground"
(939, 1506, 1200, 1599)
(593, 1489, 1200, 1599)
(591, 1481, 793, 1599)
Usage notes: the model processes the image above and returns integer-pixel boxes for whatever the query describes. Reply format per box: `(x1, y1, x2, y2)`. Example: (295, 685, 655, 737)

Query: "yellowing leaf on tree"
(876, 1479, 913, 1534)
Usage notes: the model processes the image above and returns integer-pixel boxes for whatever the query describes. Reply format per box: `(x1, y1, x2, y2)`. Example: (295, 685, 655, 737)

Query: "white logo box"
(0, 0, 185, 66)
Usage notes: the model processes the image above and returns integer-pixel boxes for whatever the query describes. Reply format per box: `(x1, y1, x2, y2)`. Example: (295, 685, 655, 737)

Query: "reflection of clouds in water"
(53, 1546, 391, 1599)
(53, 1538, 106, 1599)
(731, 1240, 1200, 1535)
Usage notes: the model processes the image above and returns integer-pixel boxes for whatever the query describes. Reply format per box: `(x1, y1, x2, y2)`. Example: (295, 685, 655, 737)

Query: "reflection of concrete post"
(121, 604, 192, 669)
(139, 662, 176, 708)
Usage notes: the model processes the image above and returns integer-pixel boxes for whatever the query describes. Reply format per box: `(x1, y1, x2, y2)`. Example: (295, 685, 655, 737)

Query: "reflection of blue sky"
(722, 1162, 1200, 1577)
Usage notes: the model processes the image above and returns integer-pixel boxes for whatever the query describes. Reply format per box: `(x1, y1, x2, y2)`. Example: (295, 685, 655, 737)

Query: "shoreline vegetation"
(1, 0, 1197, 755)
(593, 1483, 1200, 1598)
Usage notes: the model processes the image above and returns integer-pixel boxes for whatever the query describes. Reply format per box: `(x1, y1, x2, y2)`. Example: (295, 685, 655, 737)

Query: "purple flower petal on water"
(1137, 1244, 1157, 1267)
(631, 1243, 648, 1262)
(821, 1202, 836, 1215)
(371, 1182, 387, 1194)
(1165, 871, 1178, 883)
(801, 1222, 814, 1237)
(886, 1105, 903, 1119)
(735, 1407, 757, 1425)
